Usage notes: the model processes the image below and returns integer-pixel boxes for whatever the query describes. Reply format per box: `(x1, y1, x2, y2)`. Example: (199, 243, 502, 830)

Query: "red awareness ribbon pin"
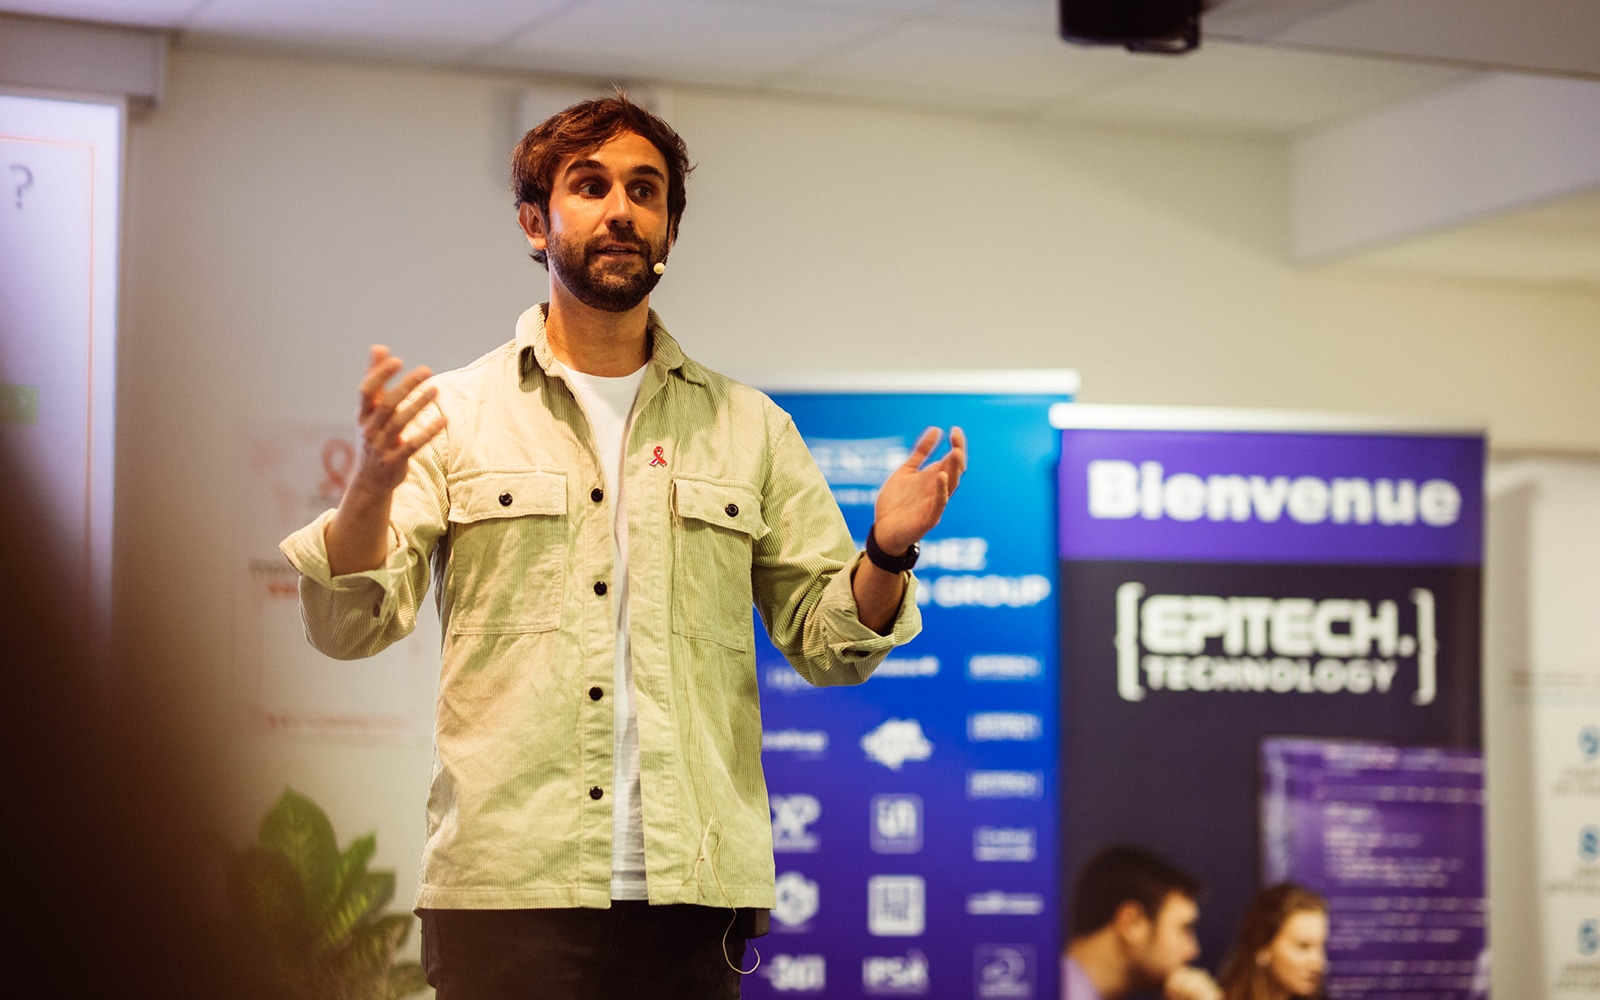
(649, 446, 668, 467)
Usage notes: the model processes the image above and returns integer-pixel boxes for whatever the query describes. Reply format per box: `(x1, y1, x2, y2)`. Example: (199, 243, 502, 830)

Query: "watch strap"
(865, 526, 919, 573)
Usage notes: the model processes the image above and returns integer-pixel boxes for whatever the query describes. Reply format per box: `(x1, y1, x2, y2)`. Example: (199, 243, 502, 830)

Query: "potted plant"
(222, 788, 428, 1000)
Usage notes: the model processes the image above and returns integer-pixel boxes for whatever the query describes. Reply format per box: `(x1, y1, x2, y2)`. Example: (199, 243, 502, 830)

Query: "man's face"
(523, 130, 672, 313)
(1125, 892, 1202, 989)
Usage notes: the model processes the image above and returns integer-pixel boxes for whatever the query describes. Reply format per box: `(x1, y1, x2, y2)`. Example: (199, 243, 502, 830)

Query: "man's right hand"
(1163, 966, 1223, 1000)
(325, 345, 447, 576)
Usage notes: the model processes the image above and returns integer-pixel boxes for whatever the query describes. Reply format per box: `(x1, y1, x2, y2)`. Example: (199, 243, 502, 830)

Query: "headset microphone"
(653, 262, 666, 275)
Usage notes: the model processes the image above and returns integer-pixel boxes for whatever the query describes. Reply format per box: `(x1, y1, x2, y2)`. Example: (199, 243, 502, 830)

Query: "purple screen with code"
(1261, 738, 1489, 1000)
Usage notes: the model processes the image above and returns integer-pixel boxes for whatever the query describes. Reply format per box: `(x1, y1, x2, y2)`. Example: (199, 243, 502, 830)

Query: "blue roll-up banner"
(747, 374, 1077, 1000)
(1055, 407, 1487, 1000)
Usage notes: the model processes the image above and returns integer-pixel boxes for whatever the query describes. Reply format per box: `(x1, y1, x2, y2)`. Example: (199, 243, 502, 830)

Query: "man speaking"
(280, 95, 966, 999)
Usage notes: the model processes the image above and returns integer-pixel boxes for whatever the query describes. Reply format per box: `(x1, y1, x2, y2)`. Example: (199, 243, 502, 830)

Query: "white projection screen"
(0, 92, 122, 653)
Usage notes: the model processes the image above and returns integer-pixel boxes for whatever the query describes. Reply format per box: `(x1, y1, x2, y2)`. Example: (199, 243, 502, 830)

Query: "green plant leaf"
(333, 913, 411, 976)
(225, 845, 307, 946)
(334, 832, 377, 898)
(387, 961, 429, 999)
(316, 869, 396, 955)
(259, 788, 340, 918)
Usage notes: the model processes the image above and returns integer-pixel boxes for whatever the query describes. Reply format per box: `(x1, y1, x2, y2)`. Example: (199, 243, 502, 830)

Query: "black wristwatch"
(865, 526, 919, 573)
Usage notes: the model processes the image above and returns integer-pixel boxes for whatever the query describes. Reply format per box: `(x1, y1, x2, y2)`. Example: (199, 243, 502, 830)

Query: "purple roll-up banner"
(1056, 406, 1486, 1000)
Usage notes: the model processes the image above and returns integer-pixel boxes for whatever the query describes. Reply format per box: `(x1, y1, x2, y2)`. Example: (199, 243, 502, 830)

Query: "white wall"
(117, 43, 1600, 973)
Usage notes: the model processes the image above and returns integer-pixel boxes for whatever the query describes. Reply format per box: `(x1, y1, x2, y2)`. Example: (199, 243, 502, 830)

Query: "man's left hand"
(873, 427, 968, 555)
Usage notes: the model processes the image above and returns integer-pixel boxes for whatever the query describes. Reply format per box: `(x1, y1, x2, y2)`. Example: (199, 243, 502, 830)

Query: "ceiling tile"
(479, 0, 890, 88)
(185, 0, 568, 59)
(766, 19, 1142, 116)
(1270, 0, 1600, 78)
(1203, 0, 1353, 41)
(1042, 40, 1475, 136)
(930, 0, 1057, 35)
(0, 0, 199, 26)
(736, 0, 949, 15)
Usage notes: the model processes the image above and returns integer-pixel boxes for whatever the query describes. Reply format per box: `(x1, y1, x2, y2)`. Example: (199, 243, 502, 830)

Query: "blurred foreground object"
(0, 431, 222, 997)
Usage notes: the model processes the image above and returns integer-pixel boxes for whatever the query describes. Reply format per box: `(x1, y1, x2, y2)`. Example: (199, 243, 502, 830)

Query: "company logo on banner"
(1112, 583, 1440, 704)
(969, 712, 1044, 741)
(862, 950, 930, 996)
(968, 655, 1043, 681)
(772, 795, 821, 853)
(764, 729, 829, 756)
(807, 436, 907, 507)
(867, 875, 927, 936)
(764, 954, 826, 992)
(967, 891, 1045, 916)
(1581, 725, 1600, 762)
(861, 719, 934, 770)
(871, 794, 924, 854)
(974, 944, 1035, 1000)
(967, 770, 1044, 800)
(876, 655, 941, 678)
(975, 826, 1037, 862)
(773, 871, 820, 932)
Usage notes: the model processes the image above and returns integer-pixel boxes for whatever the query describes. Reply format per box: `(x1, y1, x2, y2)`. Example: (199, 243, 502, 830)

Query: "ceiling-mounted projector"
(1060, 0, 1202, 53)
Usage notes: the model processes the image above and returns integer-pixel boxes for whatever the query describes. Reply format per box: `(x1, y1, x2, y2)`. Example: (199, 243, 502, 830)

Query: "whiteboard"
(0, 92, 122, 649)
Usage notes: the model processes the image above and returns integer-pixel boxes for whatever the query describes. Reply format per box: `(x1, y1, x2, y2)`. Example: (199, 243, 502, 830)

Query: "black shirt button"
(591, 487, 604, 503)
(725, 503, 739, 517)
(589, 786, 604, 800)
(593, 581, 608, 596)
(498, 492, 513, 507)
(589, 686, 604, 701)
(372, 602, 381, 618)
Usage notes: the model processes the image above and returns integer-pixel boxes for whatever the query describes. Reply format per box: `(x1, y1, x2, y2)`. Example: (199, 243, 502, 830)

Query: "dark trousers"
(420, 903, 750, 1000)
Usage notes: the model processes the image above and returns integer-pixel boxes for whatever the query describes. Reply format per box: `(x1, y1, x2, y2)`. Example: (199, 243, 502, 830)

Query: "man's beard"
(547, 229, 666, 313)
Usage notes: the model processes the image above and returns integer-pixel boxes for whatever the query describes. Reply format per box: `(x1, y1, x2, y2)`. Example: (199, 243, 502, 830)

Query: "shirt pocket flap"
(449, 470, 568, 525)
(673, 478, 769, 541)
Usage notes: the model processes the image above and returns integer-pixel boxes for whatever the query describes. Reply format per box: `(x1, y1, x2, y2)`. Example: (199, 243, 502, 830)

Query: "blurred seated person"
(1063, 845, 1223, 1000)
(1217, 883, 1329, 1000)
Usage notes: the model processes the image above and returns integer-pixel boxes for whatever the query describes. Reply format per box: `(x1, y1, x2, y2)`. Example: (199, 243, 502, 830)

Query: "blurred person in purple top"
(1063, 846, 1223, 1000)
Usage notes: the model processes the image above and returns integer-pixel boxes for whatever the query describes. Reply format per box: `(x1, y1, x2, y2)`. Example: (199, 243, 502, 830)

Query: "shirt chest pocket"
(446, 469, 568, 634)
(672, 477, 768, 652)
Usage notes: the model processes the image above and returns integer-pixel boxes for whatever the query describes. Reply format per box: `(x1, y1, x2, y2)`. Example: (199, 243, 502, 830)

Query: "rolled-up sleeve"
(278, 418, 449, 660)
(753, 415, 922, 687)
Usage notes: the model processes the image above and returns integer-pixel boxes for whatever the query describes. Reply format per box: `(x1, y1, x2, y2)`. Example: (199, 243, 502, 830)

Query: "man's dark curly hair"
(510, 91, 692, 266)
(1071, 845, 1202, 938)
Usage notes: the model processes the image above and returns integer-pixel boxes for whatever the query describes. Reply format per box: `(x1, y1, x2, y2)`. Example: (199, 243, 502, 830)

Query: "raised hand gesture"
(872, 426, 968, 557)
(351, 345, 446, 496)
(325, 345, 447, 576)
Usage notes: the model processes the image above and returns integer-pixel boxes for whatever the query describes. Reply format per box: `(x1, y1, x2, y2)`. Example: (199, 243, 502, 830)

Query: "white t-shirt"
(560, 361, 649, 900)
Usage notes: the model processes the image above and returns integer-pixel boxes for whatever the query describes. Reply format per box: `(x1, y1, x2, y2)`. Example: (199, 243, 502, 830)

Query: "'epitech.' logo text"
(1115, 583, 1439, 705)
(1087, 460, 1463, 528)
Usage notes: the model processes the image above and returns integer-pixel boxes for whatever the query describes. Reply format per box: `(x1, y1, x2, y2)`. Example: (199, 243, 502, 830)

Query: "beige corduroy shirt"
(280, 304, 921, 911)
